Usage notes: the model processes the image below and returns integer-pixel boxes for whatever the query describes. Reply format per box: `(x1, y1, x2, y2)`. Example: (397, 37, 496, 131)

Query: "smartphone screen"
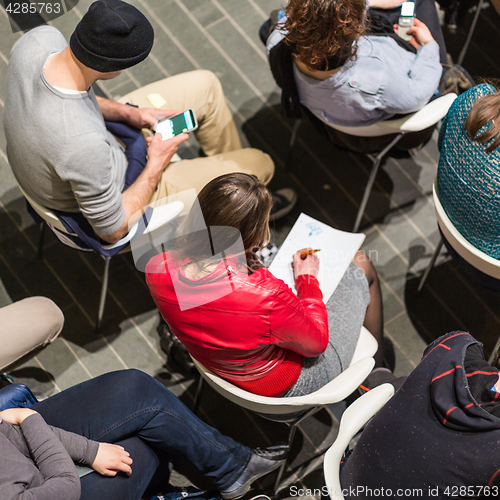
(401, 1, 415, 16)
(155, 110, 197, 140)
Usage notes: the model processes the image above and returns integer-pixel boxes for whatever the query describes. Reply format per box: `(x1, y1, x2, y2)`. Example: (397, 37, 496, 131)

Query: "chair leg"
(418, 239, 444, 292)
(273, 421, 299, 495)
(488, 335, 500, 364)
(457, 0, 485, 65)
(37, 223, 46, 259)
(285, 118, 302, 172)
(193, 375, 204, 415)
(353, 133, 405, 233)
(96, 256, 111, 332)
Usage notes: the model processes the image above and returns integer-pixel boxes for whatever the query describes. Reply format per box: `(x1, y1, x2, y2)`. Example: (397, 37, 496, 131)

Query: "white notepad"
(268, 213, 365, 303)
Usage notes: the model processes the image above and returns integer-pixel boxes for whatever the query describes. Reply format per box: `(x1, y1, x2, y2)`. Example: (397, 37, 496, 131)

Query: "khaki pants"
(0, 297, 64, 372)
(119, 70, 275, 210)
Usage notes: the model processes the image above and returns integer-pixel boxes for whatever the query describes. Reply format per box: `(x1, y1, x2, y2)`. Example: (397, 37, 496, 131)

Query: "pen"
(300, 249, 321, 260)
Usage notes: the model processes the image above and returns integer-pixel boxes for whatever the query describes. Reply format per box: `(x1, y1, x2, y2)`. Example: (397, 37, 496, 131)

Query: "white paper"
(268, 213, 365, 303)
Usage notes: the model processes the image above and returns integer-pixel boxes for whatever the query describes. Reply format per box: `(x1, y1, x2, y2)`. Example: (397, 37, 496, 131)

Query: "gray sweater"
(0, 412, 99, 500)
(4, 26, 127, 236)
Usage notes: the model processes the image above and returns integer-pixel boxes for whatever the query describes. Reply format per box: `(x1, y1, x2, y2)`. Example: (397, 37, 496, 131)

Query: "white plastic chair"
(323, 383, 395, 500)
(289, 94, 457, 232)
(191, 326, 378, 494)
(17, 183, 184, 331)
(418, 179, 500, 361)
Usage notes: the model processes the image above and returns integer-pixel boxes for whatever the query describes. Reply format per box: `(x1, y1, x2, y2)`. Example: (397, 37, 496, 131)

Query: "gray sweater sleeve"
(16, 413, 81, 500)
(60, 130, 127, 237)
(48, 425, 99, 467)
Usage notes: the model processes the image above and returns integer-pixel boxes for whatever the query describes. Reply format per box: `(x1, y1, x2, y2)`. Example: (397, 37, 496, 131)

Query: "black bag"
(438, 64, 476, 96)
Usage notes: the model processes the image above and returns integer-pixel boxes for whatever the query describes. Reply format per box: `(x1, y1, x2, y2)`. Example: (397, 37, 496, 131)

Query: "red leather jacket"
(146, 252, 328, 396)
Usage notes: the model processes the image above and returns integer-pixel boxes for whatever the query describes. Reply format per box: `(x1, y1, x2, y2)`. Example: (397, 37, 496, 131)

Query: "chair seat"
(434, 183, 500, 280)
(321, 94, 457, 137)
(191, 327, 377, 415)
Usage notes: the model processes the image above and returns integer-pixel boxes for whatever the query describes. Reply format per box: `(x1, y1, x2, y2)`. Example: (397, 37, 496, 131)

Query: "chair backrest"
(191, 327, 377, 415)
(17, 184, 68, 233)
(349, 326, 378, 366)
(17, 180, 184, 255)
(434, 181, 500, 279)
(323, 383, 395, 500)
(325, 94, 457, 138)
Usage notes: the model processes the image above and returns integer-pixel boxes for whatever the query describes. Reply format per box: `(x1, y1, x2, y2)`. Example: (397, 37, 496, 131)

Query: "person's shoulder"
(451, 84, 496, 114)
(146, 252, 171, 276)
(422, 331, 476, 360)
(250, 268, 296, 298)
(11, 25, 66, 55)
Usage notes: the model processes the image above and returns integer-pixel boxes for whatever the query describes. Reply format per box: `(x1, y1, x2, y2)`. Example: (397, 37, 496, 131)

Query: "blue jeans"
(104, 120, 148, 190)
(33, 370, 252, 500)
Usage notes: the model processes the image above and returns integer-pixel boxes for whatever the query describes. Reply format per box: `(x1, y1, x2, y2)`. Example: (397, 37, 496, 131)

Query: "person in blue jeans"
(0, 369, 282, 500)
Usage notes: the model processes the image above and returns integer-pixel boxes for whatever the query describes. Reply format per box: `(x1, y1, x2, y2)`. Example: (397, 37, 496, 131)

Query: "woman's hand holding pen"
(292, 247, 320, 279)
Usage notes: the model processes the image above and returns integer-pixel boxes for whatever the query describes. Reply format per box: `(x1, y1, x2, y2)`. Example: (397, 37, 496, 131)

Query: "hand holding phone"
(153, 109, 198, 141)
(146, 131, 189, 172)
(406, 18, 435, 48)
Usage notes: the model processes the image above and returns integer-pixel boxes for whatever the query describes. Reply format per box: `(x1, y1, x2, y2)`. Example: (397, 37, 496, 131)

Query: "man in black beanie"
(4, 0, 288, 245)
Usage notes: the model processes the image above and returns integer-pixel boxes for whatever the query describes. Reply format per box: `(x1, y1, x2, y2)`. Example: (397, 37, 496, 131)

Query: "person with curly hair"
(264, 0, 446, 130)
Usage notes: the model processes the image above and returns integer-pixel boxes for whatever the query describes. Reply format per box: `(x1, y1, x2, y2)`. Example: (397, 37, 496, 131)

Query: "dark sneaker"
(363, 367, 407, 392)
(149, 487, 219, 500)
(220, 446, 287, 499)
(256, 243, 279, 267)
(157, 319, 196, 375)
(269, 188, 297, 222)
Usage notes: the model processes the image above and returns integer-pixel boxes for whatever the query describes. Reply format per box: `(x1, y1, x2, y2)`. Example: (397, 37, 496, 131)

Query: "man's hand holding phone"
(146, 132, 189, 172)
(126, 107, 178, 130)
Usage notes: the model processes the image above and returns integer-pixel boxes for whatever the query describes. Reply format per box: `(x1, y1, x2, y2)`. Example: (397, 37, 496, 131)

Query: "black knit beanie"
(70, 0, 154, 72)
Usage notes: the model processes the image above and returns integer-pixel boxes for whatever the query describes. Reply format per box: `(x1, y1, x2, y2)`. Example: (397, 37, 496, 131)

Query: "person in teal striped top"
(437, 83, 500, 259)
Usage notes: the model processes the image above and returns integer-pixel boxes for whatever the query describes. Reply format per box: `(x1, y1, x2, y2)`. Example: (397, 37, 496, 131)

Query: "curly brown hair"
(284, 0, 367, 71)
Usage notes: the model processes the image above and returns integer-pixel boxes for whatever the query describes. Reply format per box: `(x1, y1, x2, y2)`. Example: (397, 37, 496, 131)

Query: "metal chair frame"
(191, 327, 378, 495)
(20, 185, 183, 331)
(418, 180, 500, 361)
(287, 95, 457, 232)
(323, 384, 395, 500)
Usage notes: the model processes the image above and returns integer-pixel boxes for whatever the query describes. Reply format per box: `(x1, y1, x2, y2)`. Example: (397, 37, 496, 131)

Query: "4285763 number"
(5, 2, 62, 14)
(444, 486, 499, 497)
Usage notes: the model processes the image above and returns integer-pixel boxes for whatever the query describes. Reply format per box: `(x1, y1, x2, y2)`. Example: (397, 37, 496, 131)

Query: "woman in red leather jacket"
(146, 173, 385, 397)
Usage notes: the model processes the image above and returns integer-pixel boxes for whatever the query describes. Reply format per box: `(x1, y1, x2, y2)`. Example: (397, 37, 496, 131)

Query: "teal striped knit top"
(437, 84, 500, 259)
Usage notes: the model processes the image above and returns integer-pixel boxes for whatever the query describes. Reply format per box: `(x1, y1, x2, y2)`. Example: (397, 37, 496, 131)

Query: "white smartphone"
(398, 1, 415, 42)
(153, 109, 198, 141)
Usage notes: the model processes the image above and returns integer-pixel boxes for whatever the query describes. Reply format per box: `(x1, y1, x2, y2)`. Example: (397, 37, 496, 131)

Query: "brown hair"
(284, 0, 367, 71)
(465, 84, 500, 153)
(173, 173, 273, 273)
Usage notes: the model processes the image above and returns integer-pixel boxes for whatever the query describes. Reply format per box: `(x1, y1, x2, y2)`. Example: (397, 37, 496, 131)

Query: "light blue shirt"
(268, 28, 442, 127)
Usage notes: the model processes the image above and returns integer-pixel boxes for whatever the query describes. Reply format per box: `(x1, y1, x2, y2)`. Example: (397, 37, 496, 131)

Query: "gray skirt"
(282, 262, 370, 397)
